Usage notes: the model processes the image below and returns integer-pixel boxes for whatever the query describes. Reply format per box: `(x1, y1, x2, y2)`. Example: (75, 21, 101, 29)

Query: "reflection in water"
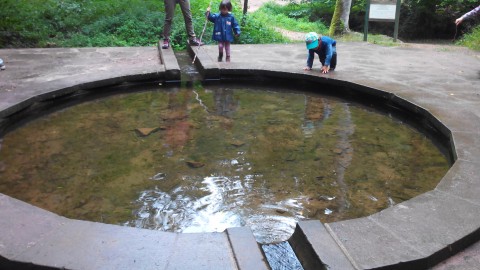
(0, 85, 449, 244)
(127, 174, 304, 243)
(334, 103, 354, 216)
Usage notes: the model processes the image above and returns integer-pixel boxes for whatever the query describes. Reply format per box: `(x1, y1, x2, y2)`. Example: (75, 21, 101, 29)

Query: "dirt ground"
(243, 0, 305, 40)
(243, 0, 288, 12)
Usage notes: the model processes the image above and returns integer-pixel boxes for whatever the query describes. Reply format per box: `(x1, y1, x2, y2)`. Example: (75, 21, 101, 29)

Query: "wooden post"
(243, 0, 248, 15)
(393, 0, 401, 42)
(364, 0, 370, 41)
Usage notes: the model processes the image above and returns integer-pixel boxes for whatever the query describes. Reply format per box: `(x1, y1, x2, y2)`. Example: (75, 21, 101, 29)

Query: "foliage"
(236, 14, 289, 44)
(0, 0, 286, 49)
(0, 0, 478, 50)
(0, 0, 165, 48)
(456, 25, 480, 51)
(398, 0, 479, 40)
(253, 2, 329, 35)
(195, 1, 289, 46)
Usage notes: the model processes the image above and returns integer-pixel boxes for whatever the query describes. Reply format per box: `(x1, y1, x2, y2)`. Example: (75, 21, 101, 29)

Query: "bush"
(0, 0, 168, 48)
(0, 0, 288, 49)
(1, 0, 478, 50)
(237, 14, 289, 44)
(457, 25, 480, 51)
(398, 0, 479, 40)
(255, 2, 329, 35)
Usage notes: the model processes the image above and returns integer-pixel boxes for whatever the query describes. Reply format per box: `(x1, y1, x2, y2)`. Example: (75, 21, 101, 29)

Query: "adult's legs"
(163, 0, 176, 40)
(178, 0, 196, 41)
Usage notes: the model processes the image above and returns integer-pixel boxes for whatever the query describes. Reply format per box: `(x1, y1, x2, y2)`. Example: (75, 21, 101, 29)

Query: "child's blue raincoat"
(207, 12, 241, 42)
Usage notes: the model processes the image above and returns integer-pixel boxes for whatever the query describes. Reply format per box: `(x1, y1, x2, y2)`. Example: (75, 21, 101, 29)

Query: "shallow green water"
(0, 84, 449, 243)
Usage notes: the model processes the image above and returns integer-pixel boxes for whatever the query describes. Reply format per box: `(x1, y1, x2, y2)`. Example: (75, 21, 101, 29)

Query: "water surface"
(0, 84, 449, 243)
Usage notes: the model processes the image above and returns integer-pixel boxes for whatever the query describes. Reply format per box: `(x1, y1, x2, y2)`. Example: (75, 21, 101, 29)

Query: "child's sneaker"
(189, 38, 204, 46)
(162, 39, 169, 49)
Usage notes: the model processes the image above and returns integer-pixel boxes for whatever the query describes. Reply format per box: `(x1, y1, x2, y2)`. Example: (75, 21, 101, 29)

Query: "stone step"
(289, 220, 355, 270)
(227, 227, 270, 270)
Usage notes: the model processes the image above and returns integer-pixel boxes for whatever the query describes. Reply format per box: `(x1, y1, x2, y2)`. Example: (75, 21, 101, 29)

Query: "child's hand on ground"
(321, 66, 329, 74)
(303, 67, 312, 71)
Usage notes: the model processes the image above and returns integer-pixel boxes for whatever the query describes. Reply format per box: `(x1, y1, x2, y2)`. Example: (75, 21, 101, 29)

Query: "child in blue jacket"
(206, 0, 241, 62)
(303, 32, 337, 74)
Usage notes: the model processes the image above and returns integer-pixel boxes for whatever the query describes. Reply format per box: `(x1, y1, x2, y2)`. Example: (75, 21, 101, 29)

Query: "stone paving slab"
(19, 218, 238, 270)
(18, 220, 177, 270)
(158, 41, 180, 81)
(325, 217, 426, 269)
(334, 190, 480, 269)
(436, 159, 480, 204)
(0, 194, 68, 259)
(0, 47, 165, 118)
(449, 131, 480, 163)
(226, 227, 269, 270)
(291, 220, 355, 269)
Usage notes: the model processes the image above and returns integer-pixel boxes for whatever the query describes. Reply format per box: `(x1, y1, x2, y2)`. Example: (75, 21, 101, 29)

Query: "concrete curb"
(157, 41, 181, 81)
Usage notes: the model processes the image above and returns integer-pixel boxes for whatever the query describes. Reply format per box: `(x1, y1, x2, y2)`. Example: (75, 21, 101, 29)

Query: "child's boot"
(226, 55, 230, 62)
(218, 52, 223, 62)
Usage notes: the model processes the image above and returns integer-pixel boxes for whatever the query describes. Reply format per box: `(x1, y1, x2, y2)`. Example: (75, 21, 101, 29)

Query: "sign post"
(364, 0, 401, 42)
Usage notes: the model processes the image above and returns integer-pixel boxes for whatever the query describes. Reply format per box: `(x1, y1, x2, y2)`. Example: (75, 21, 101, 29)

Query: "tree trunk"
(341, 0, 352, 32)
(329, 0, 352, 36)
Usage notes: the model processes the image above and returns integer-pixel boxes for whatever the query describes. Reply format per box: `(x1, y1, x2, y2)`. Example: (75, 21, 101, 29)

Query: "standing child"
(206, 0, 241, 62)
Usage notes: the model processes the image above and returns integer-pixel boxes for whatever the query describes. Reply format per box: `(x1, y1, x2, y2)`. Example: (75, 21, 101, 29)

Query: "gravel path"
(243, 0, 287, 12)
(243, 0, 305, 40)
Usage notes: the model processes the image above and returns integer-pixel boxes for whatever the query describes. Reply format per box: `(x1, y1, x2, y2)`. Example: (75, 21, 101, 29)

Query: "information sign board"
(369, 4, 397, 21)
(364, 0, 401, 41)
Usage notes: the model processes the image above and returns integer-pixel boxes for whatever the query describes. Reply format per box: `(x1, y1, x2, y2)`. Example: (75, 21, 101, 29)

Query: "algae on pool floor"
(0, 84, 449, 243)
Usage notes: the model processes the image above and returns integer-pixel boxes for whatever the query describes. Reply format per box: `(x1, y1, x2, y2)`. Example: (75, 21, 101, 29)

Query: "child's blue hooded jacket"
(207, 12, 241, 42)
(307, 36, 336, 68)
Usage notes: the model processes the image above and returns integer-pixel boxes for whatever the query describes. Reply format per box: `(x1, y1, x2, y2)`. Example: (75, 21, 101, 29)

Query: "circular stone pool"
(0, 83, 449, 244)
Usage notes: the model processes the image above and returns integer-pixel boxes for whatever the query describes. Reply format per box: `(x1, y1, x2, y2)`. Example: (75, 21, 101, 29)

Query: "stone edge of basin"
(0, 194, 269, 270)
(0, 46, 175, 120)
(157, 41, 181, 81)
